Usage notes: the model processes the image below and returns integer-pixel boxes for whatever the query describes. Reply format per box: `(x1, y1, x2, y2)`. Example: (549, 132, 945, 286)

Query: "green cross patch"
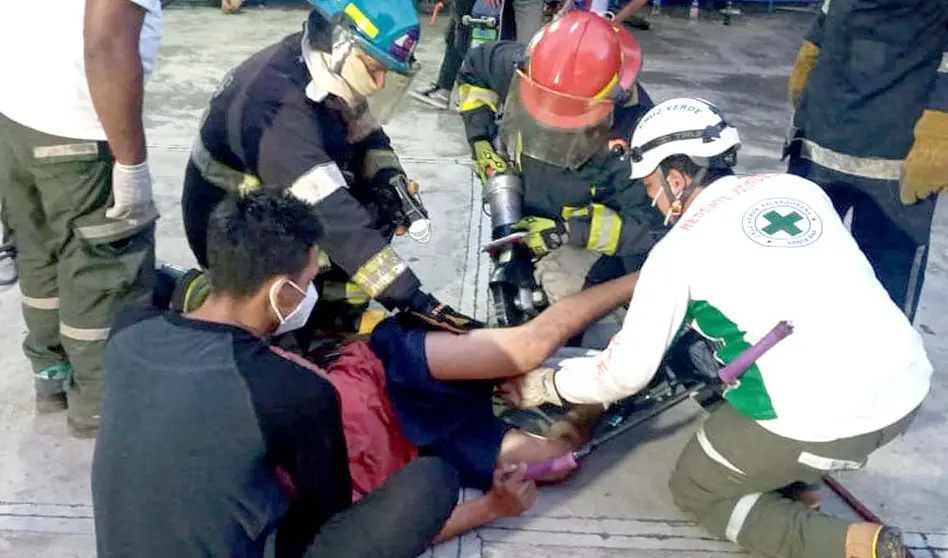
(761, 210, 803, 236)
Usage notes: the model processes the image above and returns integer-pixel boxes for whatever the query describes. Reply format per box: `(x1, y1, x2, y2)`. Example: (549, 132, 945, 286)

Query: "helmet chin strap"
(653, 167, 707, 226)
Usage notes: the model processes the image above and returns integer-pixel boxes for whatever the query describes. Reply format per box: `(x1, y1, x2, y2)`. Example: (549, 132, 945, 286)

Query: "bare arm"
(425, 272, 639, 382)
(433, 465, 536, 545)
(84, 0, 148, 165)
(611, 0, 649, 23)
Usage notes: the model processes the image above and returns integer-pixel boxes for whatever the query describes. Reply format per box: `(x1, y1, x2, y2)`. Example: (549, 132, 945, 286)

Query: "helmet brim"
(630, 127, 741, 179)
(615, 25, 642, 91)
(517, 70, 614, 130)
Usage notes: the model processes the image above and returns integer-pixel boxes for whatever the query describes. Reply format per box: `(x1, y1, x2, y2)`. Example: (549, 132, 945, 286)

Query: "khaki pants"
(0, 112, 155, 423)
(534, 246, 626, 349)
(669, 403, 919, 558)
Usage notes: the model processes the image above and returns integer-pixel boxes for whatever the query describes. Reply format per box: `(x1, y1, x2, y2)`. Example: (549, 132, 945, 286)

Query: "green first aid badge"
(742, 197, 823, 247)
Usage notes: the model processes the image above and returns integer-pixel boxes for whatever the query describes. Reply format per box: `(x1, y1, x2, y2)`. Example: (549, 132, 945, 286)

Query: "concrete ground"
(1, 6, 947, 558)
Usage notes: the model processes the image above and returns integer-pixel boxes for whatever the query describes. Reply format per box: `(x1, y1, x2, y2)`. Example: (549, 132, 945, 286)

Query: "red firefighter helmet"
(501, 10, 643, 168)
(519, 10, 642, 130)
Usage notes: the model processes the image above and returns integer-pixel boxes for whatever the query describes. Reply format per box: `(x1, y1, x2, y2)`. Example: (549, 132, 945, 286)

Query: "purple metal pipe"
(718, 320, 794, 384)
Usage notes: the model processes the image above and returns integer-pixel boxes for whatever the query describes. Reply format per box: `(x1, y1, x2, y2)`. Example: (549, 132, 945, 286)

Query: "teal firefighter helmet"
(308, 0, 421, 75)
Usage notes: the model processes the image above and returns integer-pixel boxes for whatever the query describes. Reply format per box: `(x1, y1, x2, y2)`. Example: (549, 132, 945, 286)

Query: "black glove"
(402, 291, 484, 334)
(361, 170, 407, 239)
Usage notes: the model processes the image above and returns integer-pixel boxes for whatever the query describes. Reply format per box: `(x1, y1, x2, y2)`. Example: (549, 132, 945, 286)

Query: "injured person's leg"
(369, 315, 589, 491)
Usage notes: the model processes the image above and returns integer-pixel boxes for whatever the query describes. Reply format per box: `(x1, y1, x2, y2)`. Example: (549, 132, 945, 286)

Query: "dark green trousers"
(669, 403, 918, 558)
(0, 112, 155, 424)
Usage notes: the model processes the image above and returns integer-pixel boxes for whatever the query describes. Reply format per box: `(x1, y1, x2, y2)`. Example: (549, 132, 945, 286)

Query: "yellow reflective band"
(182, 273, 209, 312)
(352, 245, 409, 298)
(358, 309, 389, 335)
(238, 174, 262, 197)
(514, 131, 524, 171)
(317, 251, 333, 274)
(321, 281, 370, 305)
(561, 206, 590, 221)
(457, 84, 500, 113)
(587, 204, 622, 255)
(344, 3, 379, 39)
(593, 73, 620, 101)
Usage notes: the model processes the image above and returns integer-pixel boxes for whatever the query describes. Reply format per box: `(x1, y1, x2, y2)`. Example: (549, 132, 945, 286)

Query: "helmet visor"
(501, 70, 614, 169)
(367, 60, 420, 124)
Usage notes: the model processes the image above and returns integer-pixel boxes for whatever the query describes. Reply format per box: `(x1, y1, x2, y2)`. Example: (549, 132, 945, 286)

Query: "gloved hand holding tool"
(368, 173, 432, 243)
(899, 110, 948, 205)
(473, 139, 509, 184)
(510, 216, 569, 258)
(511, 320, 795, 480)
(387, 174, 432, 243)
(403, 290, 485, 334)
(108, 160, 160, 223)
(498, 366, 562, 408)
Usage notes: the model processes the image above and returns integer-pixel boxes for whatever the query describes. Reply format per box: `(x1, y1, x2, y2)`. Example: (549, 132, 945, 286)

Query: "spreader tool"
(523, 320, 795, 480)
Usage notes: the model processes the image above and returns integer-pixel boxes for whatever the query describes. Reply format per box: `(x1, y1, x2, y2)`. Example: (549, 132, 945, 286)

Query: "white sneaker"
(409, 84, 451, 110)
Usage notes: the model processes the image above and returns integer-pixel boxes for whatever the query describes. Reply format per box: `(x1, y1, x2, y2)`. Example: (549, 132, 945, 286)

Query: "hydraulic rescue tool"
(480, 139, 549, 326)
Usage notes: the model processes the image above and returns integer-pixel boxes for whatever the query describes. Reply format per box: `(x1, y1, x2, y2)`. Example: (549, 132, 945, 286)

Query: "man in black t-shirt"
(92, 191, 459, 558)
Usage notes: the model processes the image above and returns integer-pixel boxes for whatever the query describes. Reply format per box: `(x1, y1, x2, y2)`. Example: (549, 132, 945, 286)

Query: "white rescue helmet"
(628, 97, 741, 179)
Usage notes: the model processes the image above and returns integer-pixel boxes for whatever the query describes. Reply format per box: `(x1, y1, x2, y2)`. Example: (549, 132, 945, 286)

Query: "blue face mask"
(269, 279, 319, 336)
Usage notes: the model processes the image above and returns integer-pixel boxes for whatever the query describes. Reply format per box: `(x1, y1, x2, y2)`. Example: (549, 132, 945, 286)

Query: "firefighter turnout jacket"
(457, 41, 663, 270)
(792, 0, 947, 177)
(185, 30, 420, 309)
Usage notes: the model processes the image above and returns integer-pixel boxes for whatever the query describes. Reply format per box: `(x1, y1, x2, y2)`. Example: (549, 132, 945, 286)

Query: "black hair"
(205, 191, 323, 299)
(659, 150, 736, 187)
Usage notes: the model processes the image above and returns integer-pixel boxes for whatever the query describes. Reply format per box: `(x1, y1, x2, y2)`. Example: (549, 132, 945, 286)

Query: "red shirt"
(270, 341, 417, 502)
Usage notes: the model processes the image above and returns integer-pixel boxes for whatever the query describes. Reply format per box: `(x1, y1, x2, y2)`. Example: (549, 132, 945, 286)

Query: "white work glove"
(107, 161, 159, 223)
(498, 367, 564, 409)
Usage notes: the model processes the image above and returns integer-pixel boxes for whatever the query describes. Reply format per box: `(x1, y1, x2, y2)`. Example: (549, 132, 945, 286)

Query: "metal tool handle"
(523, 453, 579, 480)
(461, 15, 498, 26)
(391, 177, 431, 243)
(718, 320, 794, 384)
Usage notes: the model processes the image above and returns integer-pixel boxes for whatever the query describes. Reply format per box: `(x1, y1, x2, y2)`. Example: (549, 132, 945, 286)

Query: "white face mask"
(269, 279, 319, 336)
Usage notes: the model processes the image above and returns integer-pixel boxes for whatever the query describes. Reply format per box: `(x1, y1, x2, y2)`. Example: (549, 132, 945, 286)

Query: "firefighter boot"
(174, 269, 211, 314)
(845, 523, 905, 558)
(155, 264, 212, 314)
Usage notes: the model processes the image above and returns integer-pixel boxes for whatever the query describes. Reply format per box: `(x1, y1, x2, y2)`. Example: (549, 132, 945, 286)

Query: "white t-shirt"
(0, 0, 162, 140)
(555, 173, 932, 442)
